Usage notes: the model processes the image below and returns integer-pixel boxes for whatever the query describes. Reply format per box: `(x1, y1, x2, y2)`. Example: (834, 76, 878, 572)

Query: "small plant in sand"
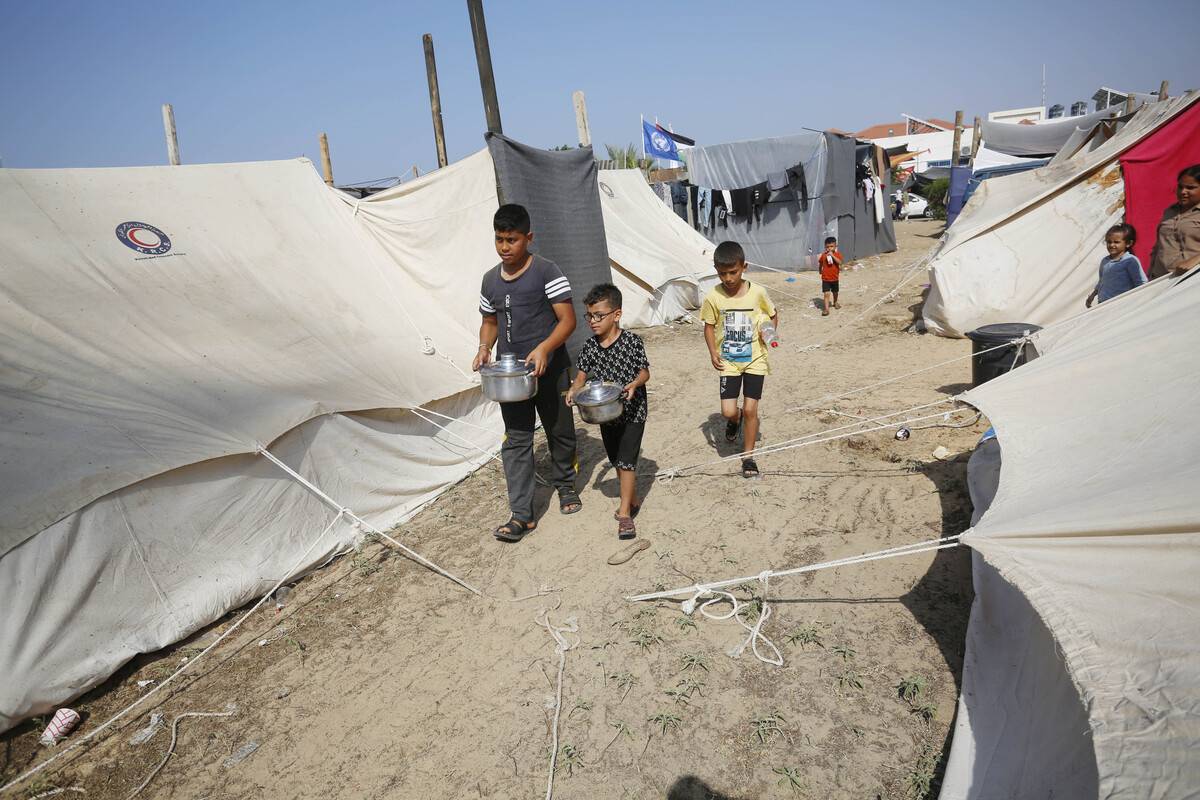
(911, 702, 937, 723)
(676, 677, 706, 698)
(897, 675, 927, 703)
(568, 699, 592, 719)
(773, 766, 805, 795)
(675, 616, 698, 634)
(906, 741, 941, 798)
(629, 628, 664, 653)
(611, 671, 638, 700)
(361, 531, 382, 546)
(750, 712, 788, 745)
(557, 743, 584, 776)
(831, 644, 856, 661)
(664, 687, 692, 706)
(835, 668, 865, 691)
(648, 711, 682, 735)
(785, 624, 824, 649)
(351, 554, 381, 577)
(599, 719, 634, 758)
(679, 653, 711, 673)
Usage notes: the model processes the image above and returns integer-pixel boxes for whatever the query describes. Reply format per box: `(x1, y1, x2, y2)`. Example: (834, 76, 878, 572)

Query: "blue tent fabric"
(946, 165, 973, 227)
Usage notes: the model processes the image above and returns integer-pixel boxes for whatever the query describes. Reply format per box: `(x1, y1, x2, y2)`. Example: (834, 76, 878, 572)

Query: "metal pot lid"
(480, 353, 532, 376)
(575, 381, 624, 406)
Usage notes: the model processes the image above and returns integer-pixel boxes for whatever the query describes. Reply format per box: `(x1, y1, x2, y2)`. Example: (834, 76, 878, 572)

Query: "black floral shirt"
(576, 330, 650, 424)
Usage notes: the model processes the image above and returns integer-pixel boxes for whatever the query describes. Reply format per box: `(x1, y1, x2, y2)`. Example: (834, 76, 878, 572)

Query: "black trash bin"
(964, 323, 1042, 387)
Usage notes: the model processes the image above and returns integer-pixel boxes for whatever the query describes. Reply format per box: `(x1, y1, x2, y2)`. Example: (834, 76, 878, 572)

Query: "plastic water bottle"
(760, 323, 780, 348)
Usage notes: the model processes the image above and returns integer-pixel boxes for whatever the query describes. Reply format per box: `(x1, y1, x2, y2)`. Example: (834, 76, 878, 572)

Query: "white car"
(899, 193, 929, 219)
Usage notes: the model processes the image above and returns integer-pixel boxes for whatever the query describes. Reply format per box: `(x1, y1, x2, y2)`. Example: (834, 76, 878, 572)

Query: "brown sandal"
(616, 515, 637, 540)
(612, 504, 641, 521)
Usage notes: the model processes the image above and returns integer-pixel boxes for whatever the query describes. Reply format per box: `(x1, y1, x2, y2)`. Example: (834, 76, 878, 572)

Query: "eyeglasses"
(584, 310, 617, 322)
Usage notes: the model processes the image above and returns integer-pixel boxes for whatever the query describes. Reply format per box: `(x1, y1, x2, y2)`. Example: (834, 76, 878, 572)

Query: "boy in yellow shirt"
(700, 241, 779, 478)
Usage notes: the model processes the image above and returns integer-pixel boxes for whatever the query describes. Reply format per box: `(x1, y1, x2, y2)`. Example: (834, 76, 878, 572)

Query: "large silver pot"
(575, 381, 625, 424)
(480, 353, 537, 403)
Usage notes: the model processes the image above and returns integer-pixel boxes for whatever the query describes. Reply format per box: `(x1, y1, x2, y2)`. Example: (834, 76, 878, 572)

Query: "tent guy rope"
(536, 610, 579, 800)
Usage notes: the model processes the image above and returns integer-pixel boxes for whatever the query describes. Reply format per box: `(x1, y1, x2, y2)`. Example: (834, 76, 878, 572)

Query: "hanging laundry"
(767, 171, 789, 191)
(655, 182, 673, 206)
(697, 187, 712, 230)
(720, 190, 733, 214)
(730, 188, 753, 217)
(786, 164, 810, 212)
(751, 183, 770, 222)
(872, 176, 885, 223)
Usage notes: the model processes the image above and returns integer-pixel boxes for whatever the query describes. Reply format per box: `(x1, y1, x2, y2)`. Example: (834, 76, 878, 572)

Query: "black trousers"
(498, 347, 577, 521)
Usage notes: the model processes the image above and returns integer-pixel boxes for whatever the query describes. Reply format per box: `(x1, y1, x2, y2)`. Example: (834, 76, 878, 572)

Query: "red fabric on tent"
(1119, 99, 1200, 271)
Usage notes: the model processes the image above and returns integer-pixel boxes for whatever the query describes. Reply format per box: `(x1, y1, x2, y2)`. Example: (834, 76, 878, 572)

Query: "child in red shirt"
(817, 236, 842, 316)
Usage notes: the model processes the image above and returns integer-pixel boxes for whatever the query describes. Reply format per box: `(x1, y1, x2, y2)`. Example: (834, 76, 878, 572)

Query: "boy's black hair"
(713, 240, 745, 267)
(1107, 222, 1137, 247)
(824, 236, 838, 246)
(584, 282, 622, 309)
(1178, 164, 1200, 184)
(493, 203, 531, 234)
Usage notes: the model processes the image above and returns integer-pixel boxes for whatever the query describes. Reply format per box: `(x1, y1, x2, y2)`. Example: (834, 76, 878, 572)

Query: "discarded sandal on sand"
(493, 517, 536, 542)
(607, 539, 651, 565)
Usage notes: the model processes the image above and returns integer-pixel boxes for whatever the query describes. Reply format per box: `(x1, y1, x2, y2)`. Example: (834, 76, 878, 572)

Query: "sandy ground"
(2, 218, 990, 800)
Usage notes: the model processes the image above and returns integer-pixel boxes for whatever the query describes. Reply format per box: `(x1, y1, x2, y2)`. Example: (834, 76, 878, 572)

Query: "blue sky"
(1, 0, 1196, 182)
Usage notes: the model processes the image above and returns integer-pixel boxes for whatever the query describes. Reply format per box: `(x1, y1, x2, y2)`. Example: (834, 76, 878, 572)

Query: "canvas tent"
(0, 157, 508, 732)
(944, 268, 1200, 798)
(979, 104, 1125, 158)
(685, 132, 896, 269)
(923, 91, 1200, 337)
(597, 168, 717, 327)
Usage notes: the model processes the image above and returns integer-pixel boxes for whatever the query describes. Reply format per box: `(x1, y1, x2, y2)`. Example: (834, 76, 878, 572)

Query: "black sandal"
(725, 411, 742, 442)
(741, 458, 760, 479)
(558, 488, 582, 515)
(494, 517, 536, 542)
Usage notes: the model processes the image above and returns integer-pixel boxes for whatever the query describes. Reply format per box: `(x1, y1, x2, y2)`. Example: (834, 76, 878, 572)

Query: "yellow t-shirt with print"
(700, 281, 777, 376)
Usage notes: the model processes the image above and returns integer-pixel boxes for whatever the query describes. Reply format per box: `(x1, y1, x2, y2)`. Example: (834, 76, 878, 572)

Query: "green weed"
(679, 653, 711, 673)
(557, 743, 584, 776)
(773, 766, 805, 795)
(648, 711, 682, 735)
(831, 644, 856, 661)
(784, 625, 824, 649)
(750, 712, 788, 745)
(897, 675, 927, 703)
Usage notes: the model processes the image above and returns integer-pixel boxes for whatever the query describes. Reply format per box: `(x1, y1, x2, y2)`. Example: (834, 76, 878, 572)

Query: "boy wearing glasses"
(473, 204, 580, 543)
(566, 283, 650, 540)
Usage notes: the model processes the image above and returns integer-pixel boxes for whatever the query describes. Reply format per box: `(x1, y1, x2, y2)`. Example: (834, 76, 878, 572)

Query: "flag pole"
(640, 113, 645, 163)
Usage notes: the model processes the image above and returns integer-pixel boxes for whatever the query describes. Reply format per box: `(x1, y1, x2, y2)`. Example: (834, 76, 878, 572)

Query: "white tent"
(869, 129, 1029, 175)
(0, 158, 502, 732)
(946, 268, 1200, 797)
(922, 91, 1200, 337)
(597, 169, 717, 327)
(342, 153, 709, 331)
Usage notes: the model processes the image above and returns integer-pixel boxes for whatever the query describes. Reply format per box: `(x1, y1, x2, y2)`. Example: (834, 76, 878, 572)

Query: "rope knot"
(421, 336, 436, 355)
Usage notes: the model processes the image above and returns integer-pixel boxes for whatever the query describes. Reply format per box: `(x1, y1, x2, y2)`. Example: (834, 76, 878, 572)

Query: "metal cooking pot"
(574, 381, 625, 425)
(479, 353, 537, 403)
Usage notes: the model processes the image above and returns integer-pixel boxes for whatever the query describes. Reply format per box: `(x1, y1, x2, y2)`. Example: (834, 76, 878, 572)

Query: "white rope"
(125, 710, 236, 799)
(28, 789, 85, 799)
(409, 406, 550, 487)
(536, 610, 579, 800)
(782, 334, 1034, 414)
(408, 409, 501, 467)
(630, 534, 964, 603)
(0, 509, 348, 796)
(657, 398, 963, 478)
(256, 446, 482, 596)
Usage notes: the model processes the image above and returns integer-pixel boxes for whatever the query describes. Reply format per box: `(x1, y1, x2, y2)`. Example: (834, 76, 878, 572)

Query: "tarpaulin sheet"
(980, 106, 1124, 157)
(1119, 99, 1200, 269)
(486, 134, 613, 361)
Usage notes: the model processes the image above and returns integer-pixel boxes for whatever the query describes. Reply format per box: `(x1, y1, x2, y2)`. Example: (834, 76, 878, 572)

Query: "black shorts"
(601, 421, 644, 471)
(822, 280, 839, 294)
(719, 373, 765, 401)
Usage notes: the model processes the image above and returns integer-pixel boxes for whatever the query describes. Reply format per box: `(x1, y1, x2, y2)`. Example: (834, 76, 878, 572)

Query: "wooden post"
(572, 90, 591, 148)
(1124, 94, 1135, 115)
(318, 133, 334, 186)
(466, 0, 502, 134)
(423, 34, 449, 169)
(161, 103, 181, 166)
(969, 116, 982, 164)
(949, 110, 964, 168)
(412, 165, 420, 179)
(1158, 80, 1169, 101)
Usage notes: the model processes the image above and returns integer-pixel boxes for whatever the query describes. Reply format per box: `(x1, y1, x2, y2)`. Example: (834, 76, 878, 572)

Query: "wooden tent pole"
(572, 90, 591, 148)
(318, 133, 334, 186)
(423, 34, 449, 169)
(161, 104, 181, 166)
(466, 0, 502, 134)
(949, 110, 964, 168)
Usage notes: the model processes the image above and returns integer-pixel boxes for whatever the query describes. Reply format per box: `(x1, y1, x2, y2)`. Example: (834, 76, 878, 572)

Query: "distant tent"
(0, 158, 504, 732)
(597, 169, 717, 327)
(946, 269, 1200, 797)
(923, 91, 1200, 337)
(683, 132, 896, 269)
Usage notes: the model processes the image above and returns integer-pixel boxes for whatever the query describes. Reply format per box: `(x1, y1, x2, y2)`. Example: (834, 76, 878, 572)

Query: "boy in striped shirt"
(473, 204, 581, 542)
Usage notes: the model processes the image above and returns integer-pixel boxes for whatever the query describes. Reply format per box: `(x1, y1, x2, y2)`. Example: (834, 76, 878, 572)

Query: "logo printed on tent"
(115, 221, 172, 255)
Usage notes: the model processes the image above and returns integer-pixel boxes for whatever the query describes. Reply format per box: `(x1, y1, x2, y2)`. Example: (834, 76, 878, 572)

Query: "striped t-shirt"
(479, 254, 572, 356)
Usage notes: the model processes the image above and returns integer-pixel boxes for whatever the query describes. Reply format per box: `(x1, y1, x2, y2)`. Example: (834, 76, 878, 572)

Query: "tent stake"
(318, 133, 334, 186)
(423, 33, 449, 169)
(161, 103, 181, 166)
